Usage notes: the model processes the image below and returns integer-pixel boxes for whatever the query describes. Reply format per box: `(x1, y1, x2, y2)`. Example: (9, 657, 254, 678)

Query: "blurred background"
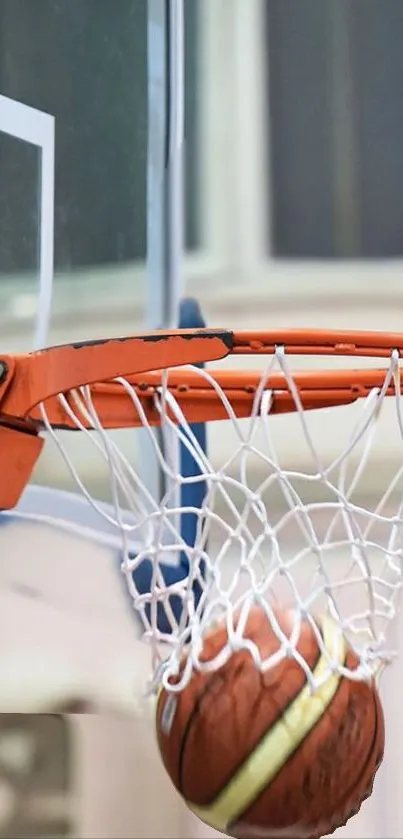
(1, 0, 403, 836)
(2, 0, 403, 495)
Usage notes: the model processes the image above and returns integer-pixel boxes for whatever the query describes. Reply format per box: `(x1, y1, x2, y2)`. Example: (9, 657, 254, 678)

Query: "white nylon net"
(39, 347, 403, 694)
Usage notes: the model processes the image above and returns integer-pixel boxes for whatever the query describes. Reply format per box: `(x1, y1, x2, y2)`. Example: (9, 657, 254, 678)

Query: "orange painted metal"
(26, 366, 401, 429)
(0, 330, 233, 423)
(0, 329, 232, 509)
(0, 426, 44, 510)
(0, 327, 401, 509)
(232, 328, 403, 358)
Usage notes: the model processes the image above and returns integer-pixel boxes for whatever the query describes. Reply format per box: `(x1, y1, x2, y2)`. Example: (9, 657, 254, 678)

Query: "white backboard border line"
(0, 94, 55, 349)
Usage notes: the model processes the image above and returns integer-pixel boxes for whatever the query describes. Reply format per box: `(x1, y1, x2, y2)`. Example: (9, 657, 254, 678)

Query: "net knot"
(37, 347, 403, 690)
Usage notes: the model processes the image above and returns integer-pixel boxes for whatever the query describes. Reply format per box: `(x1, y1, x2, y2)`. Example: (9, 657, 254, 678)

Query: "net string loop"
(38, 347, 403, 693)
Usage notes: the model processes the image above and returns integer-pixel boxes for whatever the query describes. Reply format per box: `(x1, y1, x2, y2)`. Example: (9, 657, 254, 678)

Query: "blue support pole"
(140, 0, 185, 501)
(129, 3, 207, 633)
(130, 298, 208, 632)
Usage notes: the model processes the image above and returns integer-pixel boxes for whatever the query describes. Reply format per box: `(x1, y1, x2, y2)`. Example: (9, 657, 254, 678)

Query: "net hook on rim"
(0, 326, 402, 513)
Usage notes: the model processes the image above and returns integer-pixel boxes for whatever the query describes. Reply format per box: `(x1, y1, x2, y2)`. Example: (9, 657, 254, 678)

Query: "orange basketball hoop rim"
(0, 326, 401, 511)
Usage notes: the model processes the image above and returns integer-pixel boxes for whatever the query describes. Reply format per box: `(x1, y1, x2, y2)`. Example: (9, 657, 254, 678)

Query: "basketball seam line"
(177, 670, 226, 792)
(231, 666, 380, 834)
(188, 617, 347, 832)
(178, 628, 322, 800)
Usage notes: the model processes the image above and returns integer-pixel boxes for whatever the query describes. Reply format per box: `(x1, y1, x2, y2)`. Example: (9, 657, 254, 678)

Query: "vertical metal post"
(141, 0, 185, 500)
(147, 0, 184, 329)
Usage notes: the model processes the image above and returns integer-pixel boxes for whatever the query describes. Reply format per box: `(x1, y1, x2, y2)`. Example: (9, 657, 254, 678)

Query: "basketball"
(156, 606, 385, 839)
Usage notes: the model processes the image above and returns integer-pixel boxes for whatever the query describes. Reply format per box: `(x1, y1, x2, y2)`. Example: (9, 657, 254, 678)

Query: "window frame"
(203, 0, 403, 312)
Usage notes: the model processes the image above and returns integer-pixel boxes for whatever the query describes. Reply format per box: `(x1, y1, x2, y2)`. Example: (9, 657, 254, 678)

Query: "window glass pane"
(0, 0, 147, 270)
(266, 0, 334, 257)
(0, 119, 44, 351)
(265, 0, 403, 258)
(0, 0, 201, 347)
(352, 0, 403, 257)
(0, 134, 39, 274)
